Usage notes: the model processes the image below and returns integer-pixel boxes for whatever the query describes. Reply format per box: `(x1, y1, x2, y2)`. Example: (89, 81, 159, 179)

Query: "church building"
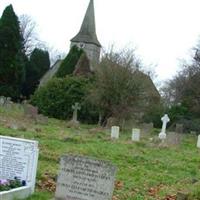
(70, 0, 101, 63)
(39, 0, 100, 86)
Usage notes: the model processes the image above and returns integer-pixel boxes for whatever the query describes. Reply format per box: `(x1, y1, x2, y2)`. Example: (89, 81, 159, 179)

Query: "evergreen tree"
(0, 5, 26, 99)
(56, 45, 83, 77)
(22, 48, 50, 97)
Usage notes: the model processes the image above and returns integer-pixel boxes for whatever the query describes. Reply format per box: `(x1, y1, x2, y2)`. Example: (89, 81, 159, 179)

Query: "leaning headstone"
(55, 155, 117, 200)
(111, 126, 120, 139)
(132, 128, 140, 141)
(0, 135, 39, 199)
(159, 114, 170, 141)
(197, 135, 200, 148)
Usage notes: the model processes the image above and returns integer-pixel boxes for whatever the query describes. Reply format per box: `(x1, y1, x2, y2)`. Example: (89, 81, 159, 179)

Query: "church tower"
(70, 0, 101, 63)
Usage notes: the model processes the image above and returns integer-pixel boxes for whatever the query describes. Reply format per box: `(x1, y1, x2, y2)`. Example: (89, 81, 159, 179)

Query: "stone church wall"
(71, 42, 100, 64)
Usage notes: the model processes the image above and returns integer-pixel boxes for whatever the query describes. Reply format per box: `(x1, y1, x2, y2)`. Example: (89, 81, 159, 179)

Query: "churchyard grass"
(0, 106, 200, 199)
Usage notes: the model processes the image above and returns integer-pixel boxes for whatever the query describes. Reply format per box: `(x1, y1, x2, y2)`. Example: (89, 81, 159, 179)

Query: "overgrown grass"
(0, 106, 200, 199)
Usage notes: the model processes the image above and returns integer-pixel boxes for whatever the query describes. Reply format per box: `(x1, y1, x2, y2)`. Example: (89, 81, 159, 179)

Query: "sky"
(1, 0, 200, 84)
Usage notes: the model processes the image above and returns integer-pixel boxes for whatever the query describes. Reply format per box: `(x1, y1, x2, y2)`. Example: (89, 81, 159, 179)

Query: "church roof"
(70, 0, 101, 47)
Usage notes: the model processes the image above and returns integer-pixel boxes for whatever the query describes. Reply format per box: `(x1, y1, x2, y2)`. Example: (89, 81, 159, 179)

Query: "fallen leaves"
(148, 185, 161, 197)
(37, 172, 56, 192)
(164, 194, 176, 200)
(148, 184, 177, 200)
(112, 195, 119, 200)
(115, 180, 124, 190)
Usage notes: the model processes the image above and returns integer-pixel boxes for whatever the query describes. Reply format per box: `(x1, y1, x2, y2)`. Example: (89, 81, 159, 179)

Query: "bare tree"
(100, 45, 141, 70)
(47, 46, 66, 65)
(161, 45, 200, 112)
(19, 14, 40, 55)
(89, 47, 159, 125)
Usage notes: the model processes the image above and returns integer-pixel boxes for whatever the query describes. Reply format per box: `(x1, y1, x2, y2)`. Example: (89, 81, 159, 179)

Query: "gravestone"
(72, 102, 81, 123)
(23, 104, 38, 120)
(197, 135, 200, 148)
(0, 96, 5, 106)
(175, 123, 183, 134)
(159, 114, 170, 141)
(165, 132, 182, 146)
(55, 155, 116, 200)
(132, 129, 140, 141)
(4, 97, 13, 110)
(111, 126, 120, 139)
(140, 123, 153, 136)
(0, 135, 39, 196)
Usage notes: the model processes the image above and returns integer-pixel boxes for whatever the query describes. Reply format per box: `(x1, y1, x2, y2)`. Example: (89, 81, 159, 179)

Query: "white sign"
(159, 114, 170, 140)
(111, 126, 119, 139)
(0, 136, 39, 192)
(132, 129, 140, 141)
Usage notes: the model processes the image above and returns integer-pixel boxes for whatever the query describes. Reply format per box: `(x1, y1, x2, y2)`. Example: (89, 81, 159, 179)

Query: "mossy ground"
(0, 106, 200, 200)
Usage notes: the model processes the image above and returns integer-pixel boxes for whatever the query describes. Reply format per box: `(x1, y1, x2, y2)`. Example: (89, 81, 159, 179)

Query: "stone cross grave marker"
(132, 128, 140, 141)
(0, 135, 39, 193)
(72, 102, 81, 122)
(55, 155, 117, 200)
(111, 126, 120, 139)
(159, 114, 170, 141)
(197, 135, 200, 148)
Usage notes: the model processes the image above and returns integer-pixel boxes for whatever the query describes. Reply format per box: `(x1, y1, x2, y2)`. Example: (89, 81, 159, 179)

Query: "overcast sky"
(1, 0, 200, 84)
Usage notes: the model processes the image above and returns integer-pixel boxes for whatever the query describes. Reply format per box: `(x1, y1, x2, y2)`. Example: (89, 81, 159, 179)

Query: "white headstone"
(159, 114, 170, 140)
(111, 126, 119, 139)
(132, 129, 140, 141)
(197, 135, 200, 148)
(55, 155, 117, 200)
(0, 135, 39, 193)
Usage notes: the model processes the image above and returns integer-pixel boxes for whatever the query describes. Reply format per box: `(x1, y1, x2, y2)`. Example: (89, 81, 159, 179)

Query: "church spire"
(71, 0, 101, 47)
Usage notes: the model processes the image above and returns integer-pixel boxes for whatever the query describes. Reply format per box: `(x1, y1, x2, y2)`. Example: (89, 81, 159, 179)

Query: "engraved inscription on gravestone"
(0, 136, 39, 192)
(55, 155, 117, 200)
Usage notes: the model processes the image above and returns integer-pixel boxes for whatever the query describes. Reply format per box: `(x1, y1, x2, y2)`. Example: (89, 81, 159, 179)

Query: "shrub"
(142, 104, 164, 128)
(167, 104, 190, 122)
(31, 76, 98, 123)
(174, 118, 200, 134)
